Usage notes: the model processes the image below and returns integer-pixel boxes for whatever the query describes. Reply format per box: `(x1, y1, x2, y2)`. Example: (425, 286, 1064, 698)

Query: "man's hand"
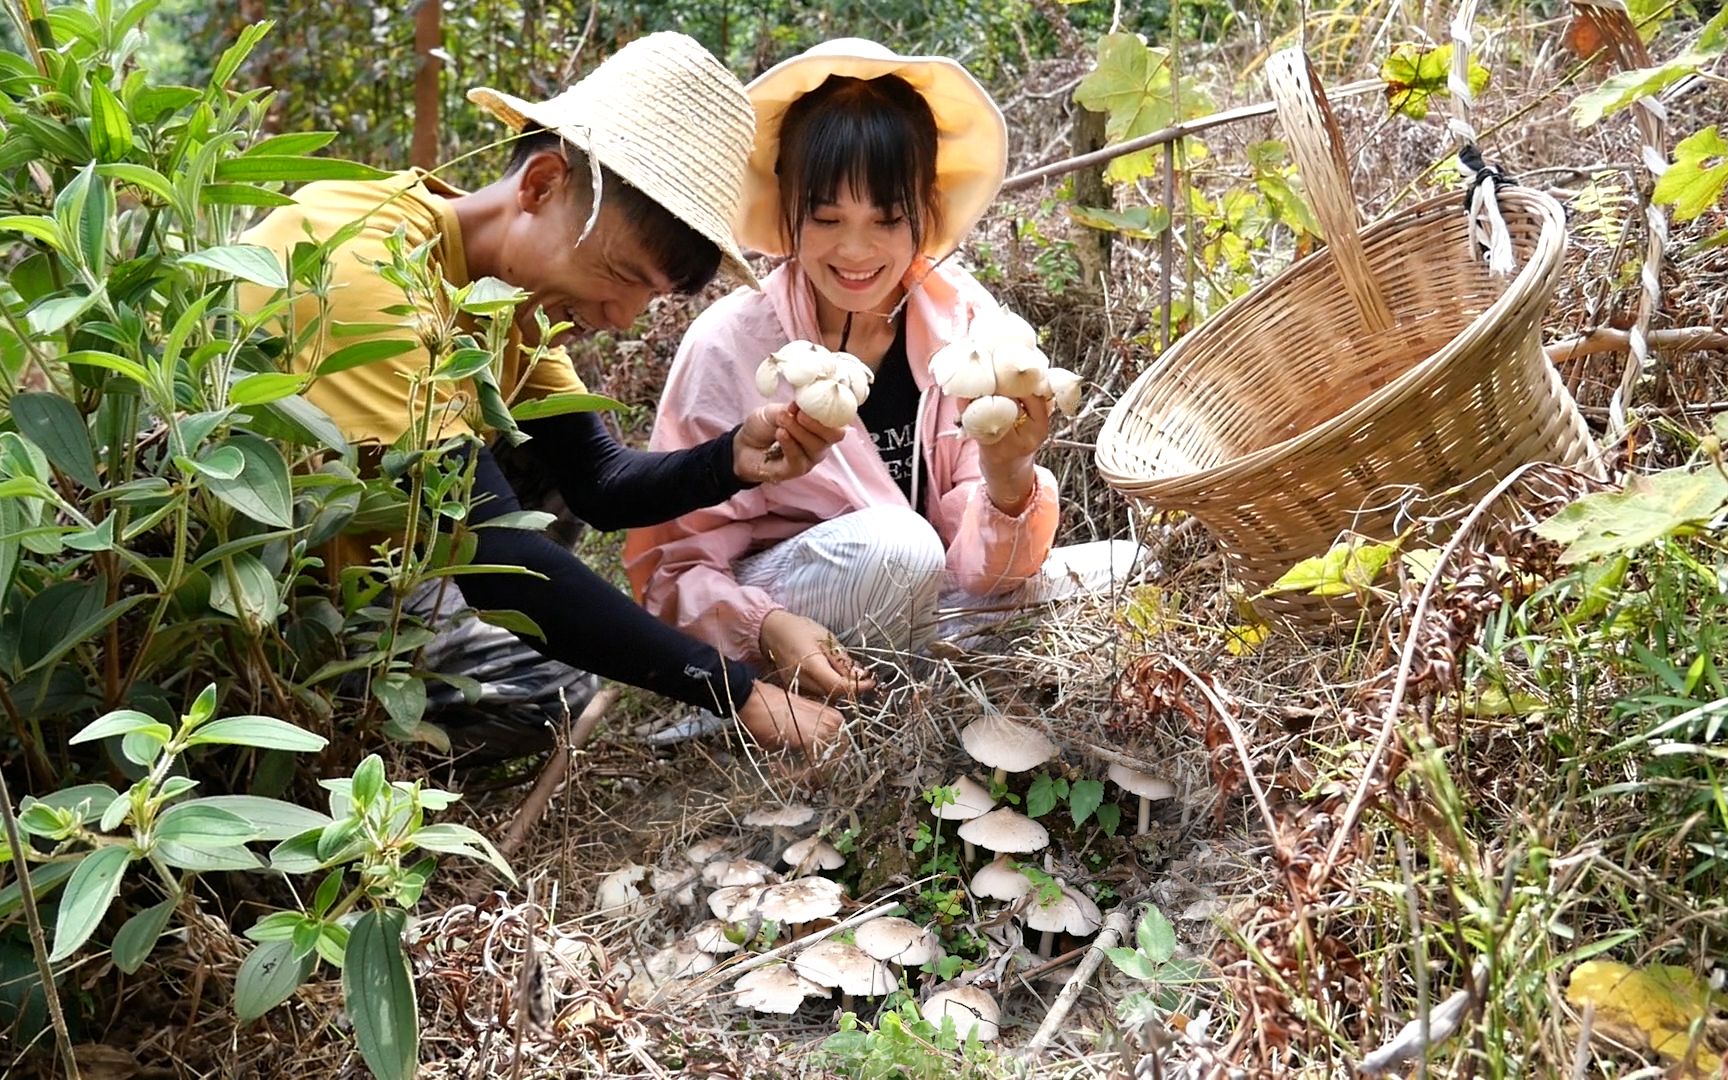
(759, 610, 876, 700)
(970, 393, 1051, 516)
(733, 402, 846, 485)
(737, 680, 844, 755)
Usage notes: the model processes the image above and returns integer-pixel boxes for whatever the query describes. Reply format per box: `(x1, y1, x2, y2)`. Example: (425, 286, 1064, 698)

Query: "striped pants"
(735, 506, 1141, 654)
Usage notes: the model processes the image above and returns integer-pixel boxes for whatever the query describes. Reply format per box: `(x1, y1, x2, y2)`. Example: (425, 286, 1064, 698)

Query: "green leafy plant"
(820, 997, 999, 1080)
(1380, 42, 1491, 120)
(1024, 772, 1118, 834)
(1105, 905, 1205, 1022)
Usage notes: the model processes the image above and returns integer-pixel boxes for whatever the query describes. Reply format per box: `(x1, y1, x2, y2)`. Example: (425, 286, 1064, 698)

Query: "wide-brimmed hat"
(737, 38, 1007, 259)
(468, 33, 760, 289)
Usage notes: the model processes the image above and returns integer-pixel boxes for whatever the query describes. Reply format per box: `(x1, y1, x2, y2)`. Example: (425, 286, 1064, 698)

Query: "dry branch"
(498, 686, 621, 861)
(1546, 326, 1728, 363)
(1022, 906, 1134, 1057)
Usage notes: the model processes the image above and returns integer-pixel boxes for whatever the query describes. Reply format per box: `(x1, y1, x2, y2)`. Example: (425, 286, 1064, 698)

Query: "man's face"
(498, 152, 675, 347)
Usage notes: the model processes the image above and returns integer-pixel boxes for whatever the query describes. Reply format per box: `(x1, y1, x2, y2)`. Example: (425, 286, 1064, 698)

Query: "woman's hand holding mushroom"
(759, 610, 876, 700)
(971, 391, 1050, 516)
(733, 402, 847, 485)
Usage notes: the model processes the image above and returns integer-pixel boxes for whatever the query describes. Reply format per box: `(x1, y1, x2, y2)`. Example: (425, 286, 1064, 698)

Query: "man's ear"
(515, 151, 569, 215)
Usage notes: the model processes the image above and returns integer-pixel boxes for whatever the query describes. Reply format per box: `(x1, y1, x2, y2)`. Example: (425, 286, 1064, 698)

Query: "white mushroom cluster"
(755, 340, 876, 428)
(928, 310, 1084, 444)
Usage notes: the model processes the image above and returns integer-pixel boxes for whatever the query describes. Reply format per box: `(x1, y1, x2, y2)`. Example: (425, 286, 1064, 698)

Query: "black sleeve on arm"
(460, 447, 758, 714)
(518, 411, 752, 531)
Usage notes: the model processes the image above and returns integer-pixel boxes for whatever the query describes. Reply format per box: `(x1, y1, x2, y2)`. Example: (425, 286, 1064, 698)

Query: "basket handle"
(1265, 49, 1394, 333)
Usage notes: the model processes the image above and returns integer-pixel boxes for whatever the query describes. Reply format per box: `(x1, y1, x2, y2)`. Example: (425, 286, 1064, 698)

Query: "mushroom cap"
(646, 941, 717, 981)
(1023, 883, 1103, 937)
(922, 986, 1001, 1042)
(853, 917, 940, 966)
(970, 854, 1032, 902)
(708, 883, 768, 921)
(960, 714, 1057, 774)
(959, 395, 1021, 444)
(929, 340, 999, 399)
(702, 858, 776, 889)
(792, 941, 897, 997)
(1108, 762, 1177, 801)
(743, 804, 817, 829)
(930, 775, 996, 822)
(595, 864, 648, 913)
(991, 343, 1051, 399)
(768, 340, 838, 387)
(734, 964, 827, 1013)
(782, 835, 846, 871)
(649, 865, 699, 907)
(685, 837, 730, 865)
(982, 310, 1040, 352)
(957, 808, 1049, 854)
(793, 376, 862, 428)
(1045, 367, 1084, 416)
(756, 876, 845, 923)
(689, 919, 745, 954)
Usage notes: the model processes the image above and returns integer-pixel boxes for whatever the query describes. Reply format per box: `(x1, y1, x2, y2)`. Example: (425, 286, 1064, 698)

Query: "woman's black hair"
(775, 74, 941, 254)
(505, 125, 720, 294)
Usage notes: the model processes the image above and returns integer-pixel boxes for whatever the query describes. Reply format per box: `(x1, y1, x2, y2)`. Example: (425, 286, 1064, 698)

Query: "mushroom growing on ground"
(781, 835, 845, 874)
(793, 940, 896, 1009)
(685, 837, 730, 866)
(701, 858, 776, 889)
(689, 919, 746, 955)
(756, 876, 845, 939)
(734, 964, 828, 1014)
(970, 854, 1033, 903)
(961, 714, 1058, 789)
(921, 986, 1001, 1042)
(649, 864, 700, 907)
(1022, 882, 1103, 958)
(707, 883, 768, 922)
(1107, 763, 1177, 835)
(595, 864, 648, 916)
(957, 808, 1049, 863)
(853, 917, 940, 976)
(930, 774, 998, 863)
(755, 341, 874, 428)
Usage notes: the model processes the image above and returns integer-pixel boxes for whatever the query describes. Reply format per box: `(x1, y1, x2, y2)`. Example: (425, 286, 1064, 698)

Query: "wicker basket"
(1095, 49, 1595, 625)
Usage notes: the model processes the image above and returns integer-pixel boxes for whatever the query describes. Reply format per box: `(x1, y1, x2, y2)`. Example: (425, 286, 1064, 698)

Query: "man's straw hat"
(468, 33, 760, 289)
(737, 39, 1007, 260)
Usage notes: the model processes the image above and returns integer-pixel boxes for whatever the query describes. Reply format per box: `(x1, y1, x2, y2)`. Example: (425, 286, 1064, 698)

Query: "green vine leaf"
(1073, 32, 1211, 182)
(1381, 43, 1490, 121)
(1654, 126, 1728, 222)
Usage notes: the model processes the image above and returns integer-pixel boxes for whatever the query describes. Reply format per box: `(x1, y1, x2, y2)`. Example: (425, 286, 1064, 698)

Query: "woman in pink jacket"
(625, 40, 1134, 700)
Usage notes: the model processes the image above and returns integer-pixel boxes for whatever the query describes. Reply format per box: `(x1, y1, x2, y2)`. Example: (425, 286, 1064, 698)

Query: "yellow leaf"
(1223, 623, 1268, 656)
(1565, 960, 1724, 1073)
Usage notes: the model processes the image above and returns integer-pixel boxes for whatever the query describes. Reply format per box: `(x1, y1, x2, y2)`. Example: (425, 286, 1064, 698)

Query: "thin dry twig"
(1022, 905, 1134, 1057)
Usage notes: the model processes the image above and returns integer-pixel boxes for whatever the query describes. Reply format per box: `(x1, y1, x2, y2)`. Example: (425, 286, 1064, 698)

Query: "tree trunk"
(411, 0, 442, 169)
(1069, 103, 1113, 296)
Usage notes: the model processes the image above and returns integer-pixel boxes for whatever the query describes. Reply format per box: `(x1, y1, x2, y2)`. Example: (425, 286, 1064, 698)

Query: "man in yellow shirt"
(238, 34, 847, 756)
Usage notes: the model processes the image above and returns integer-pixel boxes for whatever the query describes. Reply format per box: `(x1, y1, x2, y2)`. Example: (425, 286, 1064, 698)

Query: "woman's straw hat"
(737, 38, 1007, 259)
(468, 33, 760, 289)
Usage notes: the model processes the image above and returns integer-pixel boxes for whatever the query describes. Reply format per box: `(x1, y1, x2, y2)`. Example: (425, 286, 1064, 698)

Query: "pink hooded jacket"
(623, 259, 1060, 665)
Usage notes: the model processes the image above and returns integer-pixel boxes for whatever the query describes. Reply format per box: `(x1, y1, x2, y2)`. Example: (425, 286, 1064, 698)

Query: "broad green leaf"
(457, 277, 528, 316)
(1534, 467, 1728, 564)
(0, 860, 78, 921)
(474, 609, 545, 640)
(313, 337, 418, 376)
(345, 908, 418, 1080)
(269, 829, 327, 875)
(153, 803, 258, 848)
(202, 432, 294, 528)
(191, 445, 245, 480)
(26, 291, 99, 336)
(10, 393, 100, 488)
(1069, 779, 1104, 826)
(508, 391, 629, 421)
(1105, 946, 1160, 981)
(97, 163, 174, 203)
(88, 75, 133, 161)
(1068, 204, 1169, 239)
(213, 156, 389, 184)
(50, 845, 134, 961)
(64, 516, 117, 552)
(1573, 56, 1705, 127)
(230, 371, 306, 406)
(22, 583, 149, 676)
(201, 183, 297, 208)
(252, 394, 349, 453)
(233, 938, 314, 1021)
(71, 708, 164, 745)
(1380, 43, 1491, 121)
(185, 715, 328, 753)
(373, 676, 427, 739)
(63, 349, 150, 383)
(181, 245, 288, 290)
(193, 796, 332, 842)
(1072, 33, 1212, 182)
(246, 911, 307, 943)
(1025, 775, 1059, 819)
(474, 511, 555, 532)
(1653, 126, 1728, 222)
(112, 898, 176, 974)
(1094, 802, 1122, 836)
(1136, 906, 1177, 965)
(432, 347, 492, 382)
(0, 215, 68, 252)
(154, 842, 263, 872)
(410, 823, 516, 882)
(29, 785, 120, 825)
(209, 555, 285, 627)
(350, 754, 386, 810)
(243, 131, 339, 157)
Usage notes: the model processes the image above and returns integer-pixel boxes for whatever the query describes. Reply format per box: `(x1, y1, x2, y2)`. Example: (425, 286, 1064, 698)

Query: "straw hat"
(468, 33, 760, 289)
(738, 38, 1007, 259)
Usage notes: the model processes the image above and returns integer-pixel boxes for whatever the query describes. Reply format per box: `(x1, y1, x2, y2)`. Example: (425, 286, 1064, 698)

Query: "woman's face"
(795, 184, 918, 316)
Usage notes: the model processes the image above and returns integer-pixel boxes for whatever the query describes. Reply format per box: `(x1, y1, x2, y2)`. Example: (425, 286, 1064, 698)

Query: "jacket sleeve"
(622, 306, 787, 664)
(935, 445, 1061, 596)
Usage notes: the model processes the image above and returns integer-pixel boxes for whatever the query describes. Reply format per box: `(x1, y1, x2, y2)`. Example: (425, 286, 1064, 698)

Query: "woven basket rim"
(1097, 185, 1567, 495)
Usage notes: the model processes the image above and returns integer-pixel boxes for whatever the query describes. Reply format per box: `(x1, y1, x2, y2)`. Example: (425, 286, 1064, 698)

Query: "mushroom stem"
(962, 840, 976, 865)
(991, 767, 1006, 790)
(1137, 796, 1151, 835)
(841, 992, 855, 1014)
(1038, 930, 1054, 958)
